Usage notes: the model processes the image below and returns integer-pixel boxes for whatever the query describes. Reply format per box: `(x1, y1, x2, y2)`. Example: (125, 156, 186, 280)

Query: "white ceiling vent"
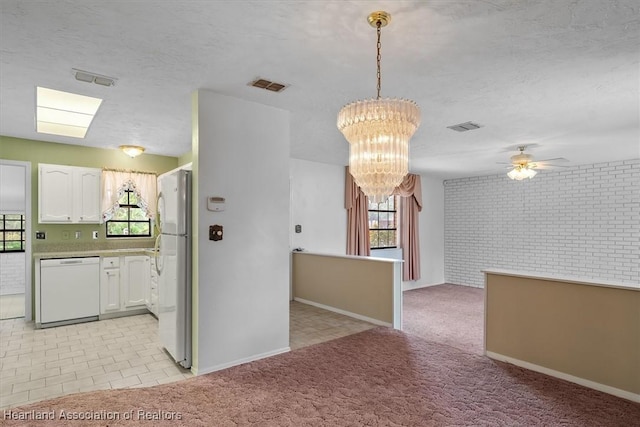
(249, 78, 287, 93)
(447, 121, 483, 132)
(73, 69, 116, 87)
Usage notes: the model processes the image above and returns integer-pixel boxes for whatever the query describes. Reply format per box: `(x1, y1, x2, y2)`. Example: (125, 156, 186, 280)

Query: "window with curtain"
(101, 170, 157, 238)
(368, 196, 398, 249)
(105, 190, 151, 237)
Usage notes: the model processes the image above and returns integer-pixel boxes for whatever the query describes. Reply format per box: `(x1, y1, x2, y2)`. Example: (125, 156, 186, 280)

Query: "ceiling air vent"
(249, 78, 287, 93)
(447, 121, 482, 132)
(73, 68, 116, 87)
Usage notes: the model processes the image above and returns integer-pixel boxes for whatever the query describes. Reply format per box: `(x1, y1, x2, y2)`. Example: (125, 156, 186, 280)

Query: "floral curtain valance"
(101, 170, 157, 221)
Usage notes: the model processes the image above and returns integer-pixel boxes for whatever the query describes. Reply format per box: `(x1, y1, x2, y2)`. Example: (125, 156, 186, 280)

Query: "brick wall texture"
(444, 159, 640, 287)
(0, 252, 26, 295)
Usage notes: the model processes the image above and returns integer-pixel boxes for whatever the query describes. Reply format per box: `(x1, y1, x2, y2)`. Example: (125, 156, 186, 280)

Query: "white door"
(0, 159, 31, 320)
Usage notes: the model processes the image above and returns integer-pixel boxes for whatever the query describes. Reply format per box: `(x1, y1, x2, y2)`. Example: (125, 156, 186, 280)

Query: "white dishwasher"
(40, 257, 100, 326)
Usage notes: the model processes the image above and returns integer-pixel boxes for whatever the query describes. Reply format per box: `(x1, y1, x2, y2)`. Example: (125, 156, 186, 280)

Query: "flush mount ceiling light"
(337, 11, 421, 204)
(119, 145, 145, 158)
(36, 87, 103, 138)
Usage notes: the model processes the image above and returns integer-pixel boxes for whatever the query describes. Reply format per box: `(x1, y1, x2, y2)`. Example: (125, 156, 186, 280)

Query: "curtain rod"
(102, 167, 157, 175)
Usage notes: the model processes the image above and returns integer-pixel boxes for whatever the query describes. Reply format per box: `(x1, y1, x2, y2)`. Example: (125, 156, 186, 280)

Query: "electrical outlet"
(62, 231, 70, 240)
(92, 231, 98, 239)
(75, 231, 82, 239)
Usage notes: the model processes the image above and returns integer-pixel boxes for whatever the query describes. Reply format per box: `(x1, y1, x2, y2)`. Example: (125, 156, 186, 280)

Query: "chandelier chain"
(376, 20, 382, 100)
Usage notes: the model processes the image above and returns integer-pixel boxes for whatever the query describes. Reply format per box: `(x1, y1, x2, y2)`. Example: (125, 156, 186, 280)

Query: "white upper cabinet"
(39, 164, 101, 223)
(75, 167, 101, 222)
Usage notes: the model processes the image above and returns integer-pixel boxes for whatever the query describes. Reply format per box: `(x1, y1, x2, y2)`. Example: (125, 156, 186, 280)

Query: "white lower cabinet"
(100, 255, 149, 315)
(123, 256, 148, 309)
(100, 257, 121, 313)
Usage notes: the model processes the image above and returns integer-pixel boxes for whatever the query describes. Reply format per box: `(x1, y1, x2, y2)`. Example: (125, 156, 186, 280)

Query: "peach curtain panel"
(393, 174, 422, 281)
(345, 166, 371, 256)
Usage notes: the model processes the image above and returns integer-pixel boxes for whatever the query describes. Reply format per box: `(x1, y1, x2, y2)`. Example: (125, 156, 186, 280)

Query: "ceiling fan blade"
(534, 157, 569, 163)
(531, 163, 570, 169)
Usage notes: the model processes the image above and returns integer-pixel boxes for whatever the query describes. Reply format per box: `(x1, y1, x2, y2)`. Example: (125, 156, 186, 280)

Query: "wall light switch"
(35, 231, 46, 240)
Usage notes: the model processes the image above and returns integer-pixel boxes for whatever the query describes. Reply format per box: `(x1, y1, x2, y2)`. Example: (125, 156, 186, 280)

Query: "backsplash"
(33, 238, 155, 253)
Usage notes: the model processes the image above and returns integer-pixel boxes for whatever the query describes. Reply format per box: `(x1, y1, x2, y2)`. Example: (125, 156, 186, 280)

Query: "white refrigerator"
(156, 169, 192, 369)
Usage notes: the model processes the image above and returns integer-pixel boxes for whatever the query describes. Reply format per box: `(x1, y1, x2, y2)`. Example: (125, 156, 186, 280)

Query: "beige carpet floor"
(4, 327, 638, 426)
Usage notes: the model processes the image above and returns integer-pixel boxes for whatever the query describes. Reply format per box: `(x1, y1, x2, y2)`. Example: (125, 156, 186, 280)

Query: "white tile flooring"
(0, 302, 374, 410)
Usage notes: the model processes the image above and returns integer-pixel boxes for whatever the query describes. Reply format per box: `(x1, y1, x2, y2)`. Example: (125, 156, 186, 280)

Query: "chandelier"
(507, 164, 537, 180)
(337, 11, 421, 204)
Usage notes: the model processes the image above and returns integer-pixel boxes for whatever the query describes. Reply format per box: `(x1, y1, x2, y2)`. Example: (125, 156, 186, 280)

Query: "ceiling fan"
(500, 146, 569, 180)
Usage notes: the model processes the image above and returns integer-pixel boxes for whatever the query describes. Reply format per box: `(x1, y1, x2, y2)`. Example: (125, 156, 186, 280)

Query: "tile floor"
(0, 301, 374, 409)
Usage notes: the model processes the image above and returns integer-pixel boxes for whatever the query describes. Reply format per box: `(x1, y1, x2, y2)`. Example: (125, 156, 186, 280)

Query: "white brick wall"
(0, 252, 26, 295)
(444, 159, 640, 287)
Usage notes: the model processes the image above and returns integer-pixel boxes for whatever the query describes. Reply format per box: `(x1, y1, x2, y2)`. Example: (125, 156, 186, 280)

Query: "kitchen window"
(0, 214, 25, 252)
(368, 196, 397, 249)
(105, 190, 151, 237)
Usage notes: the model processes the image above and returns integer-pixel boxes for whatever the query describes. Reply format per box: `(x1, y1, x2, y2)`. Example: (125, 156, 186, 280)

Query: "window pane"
(5, 231, 21, 240)
(114, 207, 128, 220)
(379, 212, 390, 229)
(130, 208, 148, 220)
(4, 214, 22, 221)
(0, 242, 3, 251)
(5, 241, 22, 251)
(128, 222, 150, 236)
(370, 230, 379, 248)
(117, 192, 129, 204)
(388, 212, 396, 229)
(389, 230, 397, 246)
(368, 211, 379, 229)
(107, 222, 129, 236)
(5, 220, 23, 230)
(128, 192, 139, 205)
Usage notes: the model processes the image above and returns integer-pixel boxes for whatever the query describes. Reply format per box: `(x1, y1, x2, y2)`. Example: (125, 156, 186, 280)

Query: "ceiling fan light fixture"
(507, 165, 537, 180)
(119, 145, 145, 158)
(337, 11, 421, 204)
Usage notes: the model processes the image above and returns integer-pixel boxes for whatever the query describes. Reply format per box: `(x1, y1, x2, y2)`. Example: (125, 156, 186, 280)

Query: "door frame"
(0, 159, 32, 320)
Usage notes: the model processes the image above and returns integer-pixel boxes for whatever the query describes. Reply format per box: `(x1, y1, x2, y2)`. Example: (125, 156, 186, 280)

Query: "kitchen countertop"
(34, 248, 157, 260)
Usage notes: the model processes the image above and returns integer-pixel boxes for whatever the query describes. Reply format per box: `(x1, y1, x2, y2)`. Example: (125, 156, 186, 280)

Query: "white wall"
(290, 159, 346, 254)
(444, 159, 640, 287)
(193, 90, 290, 374)
(403, 174, 445, 290)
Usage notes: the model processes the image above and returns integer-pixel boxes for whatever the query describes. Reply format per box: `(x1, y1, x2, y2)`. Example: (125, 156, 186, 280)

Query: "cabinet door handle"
(67, 216, 71, 220)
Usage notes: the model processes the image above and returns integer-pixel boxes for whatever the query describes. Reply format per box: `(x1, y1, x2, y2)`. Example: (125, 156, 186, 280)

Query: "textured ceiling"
(1, 0, 638, 179)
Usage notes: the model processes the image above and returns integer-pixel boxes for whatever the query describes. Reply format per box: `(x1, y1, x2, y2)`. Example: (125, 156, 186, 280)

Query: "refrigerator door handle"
(154, 234, 164, 276)
(156, 191, 165, 234)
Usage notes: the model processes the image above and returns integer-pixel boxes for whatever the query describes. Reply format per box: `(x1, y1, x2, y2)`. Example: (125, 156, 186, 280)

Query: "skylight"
(36, 87, 103, 138)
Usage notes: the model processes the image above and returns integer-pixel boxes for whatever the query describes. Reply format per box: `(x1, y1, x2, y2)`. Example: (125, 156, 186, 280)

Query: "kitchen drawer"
(103, 257, 120, 268)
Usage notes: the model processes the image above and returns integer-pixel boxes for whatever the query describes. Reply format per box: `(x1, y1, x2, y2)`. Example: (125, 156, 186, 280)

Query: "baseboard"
(402, 282, 444, 291)
(98, 308, 150, 320)
(294, 297, 392, 327)
(195, 346, 291, 376)
(485, 351, 640, 403)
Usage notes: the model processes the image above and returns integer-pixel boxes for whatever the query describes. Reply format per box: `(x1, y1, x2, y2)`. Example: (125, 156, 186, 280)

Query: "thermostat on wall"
(207, 196, 225, 212)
